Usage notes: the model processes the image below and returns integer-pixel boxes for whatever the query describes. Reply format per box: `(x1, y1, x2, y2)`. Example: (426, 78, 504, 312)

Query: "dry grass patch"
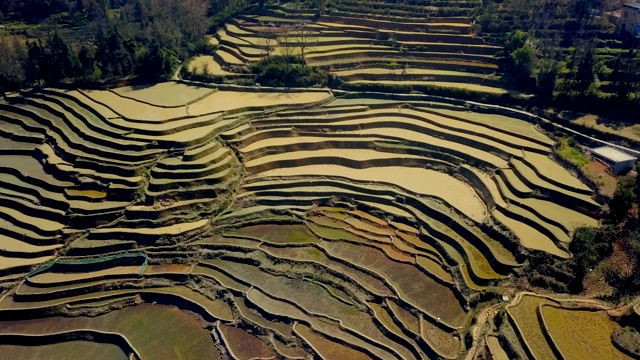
(0, 304, 220, 360)
(0, 341, 128, 360)
(540, 305, 629, 360)
(307, 221, 366, 242)
(572, 114, 640, 143)
(420, 316, 460, 358)
(506, 294, 556, 360)
(228, 224, 318, 244)
(294, 323, 371, 360)
(187, 56, 232, 76)
(218, 323, 276, 359)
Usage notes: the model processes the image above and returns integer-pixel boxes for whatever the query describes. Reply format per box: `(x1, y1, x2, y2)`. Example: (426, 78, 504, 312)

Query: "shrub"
(556, 136, 588, 167)
(250, 55, 329, 87)
(611, 327, 640, 357)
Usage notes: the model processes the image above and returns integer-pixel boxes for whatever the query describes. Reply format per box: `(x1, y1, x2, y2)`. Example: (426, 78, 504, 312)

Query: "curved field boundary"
(244, 159, 490, 224)
(137, 289, 233, 322)
(0, 330, 142, 360)
(319, 14, 470, 33)
(13, 100, 159, 163)
(538, 303, 631, 360)
(404, 105, 552, 150)
(76, 90, 223, 125)
(418, 315, 458, 360)
(65, 294, 141, 310)
(308, 50, 499, 66)
(25, 268, 143, 289)
(228, 239, 397, 299)
(106, 86, 218, 109)
(257, 239, 395, 298)
(331, 89, 638, 160)
(493, 174, 594, 234)
(248, 109, 535, 162)
(27, 252, 148, 278)
(504, 294, 553, 360)
(383, 299, 455, 359)
(0, 107, 157, 168)
(458, 165, 495, 209)
(242, 175, 518, 273)
(225, 269, 407, 360)
(5, 285, 232, 324)
(536, 303, 568, 360)
(26, 92, 145, 148)
(210, 248, 460, 338)
(505, 292, 615, 360)
(319, 59, 498, 74)
(37, 89, 118, 127)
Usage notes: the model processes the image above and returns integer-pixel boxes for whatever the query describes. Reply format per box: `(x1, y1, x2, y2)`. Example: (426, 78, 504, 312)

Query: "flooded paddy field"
(0, 82, 611, 359)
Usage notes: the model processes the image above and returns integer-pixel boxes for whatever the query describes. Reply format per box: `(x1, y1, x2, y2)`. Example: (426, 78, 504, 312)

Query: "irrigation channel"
(0, 81, 632, 360)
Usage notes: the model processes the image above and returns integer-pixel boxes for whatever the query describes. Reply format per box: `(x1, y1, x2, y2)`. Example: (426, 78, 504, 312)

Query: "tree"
(83, 0, 108, 21)
(0, 36, 27, 93)
(140, 39, 178, 79)
(258, 31, 278, 56)
(571, 42, 597, 94)
(278, 28, 297, 57)
(317, 0, 327, 13)
(511, 44, 534, 80)
(44, 32, 75, 82)
(609, 175, 638, 223)
(293, 22, 315, 58)
(505, 30, 529, 53)
(536, 59, 558, 102)
(96, 28, 136, 78)
(24, 41, 44, 85)
(78, 45, 101, 80)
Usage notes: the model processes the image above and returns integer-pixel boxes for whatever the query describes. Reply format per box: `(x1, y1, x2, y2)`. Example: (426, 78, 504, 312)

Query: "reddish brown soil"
(581, 161, 617, 198)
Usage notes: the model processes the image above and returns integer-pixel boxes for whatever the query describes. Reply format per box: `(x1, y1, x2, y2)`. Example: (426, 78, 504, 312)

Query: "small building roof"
(624, 3, 640, 10)
(592, 146, 637, 163)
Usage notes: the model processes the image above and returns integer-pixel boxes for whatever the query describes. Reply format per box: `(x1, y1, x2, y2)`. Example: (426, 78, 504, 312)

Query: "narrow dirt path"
(465, 303, 500, 360)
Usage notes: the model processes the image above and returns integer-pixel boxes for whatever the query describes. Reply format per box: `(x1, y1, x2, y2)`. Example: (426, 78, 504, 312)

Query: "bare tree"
(317, 0, 327, 13)
(293, 22, 316, 58)
(258, 31, 278, 56)
(278, 27, 297, 57)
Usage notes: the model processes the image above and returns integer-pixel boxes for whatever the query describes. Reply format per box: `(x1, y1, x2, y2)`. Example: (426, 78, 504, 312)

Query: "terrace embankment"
(0, 83, 607, 359)
(197, 7, 514, 97)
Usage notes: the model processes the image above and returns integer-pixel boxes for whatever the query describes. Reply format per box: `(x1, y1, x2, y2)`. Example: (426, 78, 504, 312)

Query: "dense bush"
(250, 55, 329, 87)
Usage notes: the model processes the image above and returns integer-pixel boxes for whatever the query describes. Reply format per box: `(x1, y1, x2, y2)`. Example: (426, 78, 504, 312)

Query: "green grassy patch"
(229, 224, 318, 244)
(556, 137, 588, 167)
(306, 221, 364, 242)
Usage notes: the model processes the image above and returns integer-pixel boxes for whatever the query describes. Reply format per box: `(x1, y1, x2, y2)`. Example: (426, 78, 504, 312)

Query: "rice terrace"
(1, 0, 640, 359)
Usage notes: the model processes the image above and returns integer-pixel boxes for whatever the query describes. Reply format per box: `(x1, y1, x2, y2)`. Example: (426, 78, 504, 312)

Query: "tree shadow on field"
(130, 82, 158, 91)
(593, 115, 637, 131)
(258, 92, 293, 100)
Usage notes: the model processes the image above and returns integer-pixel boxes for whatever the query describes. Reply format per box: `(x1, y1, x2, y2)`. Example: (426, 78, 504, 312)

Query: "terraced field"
(200, 7, 512, 95)
(0, 82, 604, 358)
(506, 294, 631, 360)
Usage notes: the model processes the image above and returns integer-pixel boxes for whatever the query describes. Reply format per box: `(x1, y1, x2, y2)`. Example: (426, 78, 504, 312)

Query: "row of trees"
(478, 0, 640, 118)
(0, 0, 249, 92)
(0, 28, 180, 92)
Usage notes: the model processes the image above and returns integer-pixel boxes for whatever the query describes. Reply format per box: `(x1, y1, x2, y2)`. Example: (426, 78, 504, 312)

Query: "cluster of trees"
(525, 163, 640, 298)
(0, 0, 249, 92)
(250, 55, 329, 87)
(478, 0, 640, 118)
